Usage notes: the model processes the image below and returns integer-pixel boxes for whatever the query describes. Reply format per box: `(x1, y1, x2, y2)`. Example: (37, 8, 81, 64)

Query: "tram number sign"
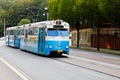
(57, 50, 63, 53)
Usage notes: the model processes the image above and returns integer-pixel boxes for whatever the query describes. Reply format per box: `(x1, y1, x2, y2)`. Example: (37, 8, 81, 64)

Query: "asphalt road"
(0, 41, 120, 80)
(0, 60, 22, 80)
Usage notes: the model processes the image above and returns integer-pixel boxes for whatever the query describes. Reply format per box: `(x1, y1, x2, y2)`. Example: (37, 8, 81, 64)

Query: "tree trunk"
(76, 22, 80, 48)
(97, 26, 100, 51)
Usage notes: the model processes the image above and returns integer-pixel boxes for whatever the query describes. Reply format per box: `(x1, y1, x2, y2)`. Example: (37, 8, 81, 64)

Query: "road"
(0, 41, 120, 80)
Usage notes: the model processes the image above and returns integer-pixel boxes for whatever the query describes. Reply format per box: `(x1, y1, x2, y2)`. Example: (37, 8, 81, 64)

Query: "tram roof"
(6, 25, 23, 30)
(26, 20, 69, 28)
(6, 20, 69, 30)
(6, 26, 17, 30)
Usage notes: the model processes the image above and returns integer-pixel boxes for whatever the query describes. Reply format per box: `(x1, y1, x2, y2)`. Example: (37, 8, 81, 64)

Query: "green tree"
(48, 0, 59, 19)
(58, 0, 75, 24)
(18, 18, 30, 25)
(0, 0, 48, 27)
(48, 0, 74, 25)
(98, 0, 120, 26)
(73, 0, 101, 48)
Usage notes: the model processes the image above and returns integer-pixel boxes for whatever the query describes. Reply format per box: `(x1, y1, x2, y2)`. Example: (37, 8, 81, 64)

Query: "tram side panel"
(20, 27, 44, 54)
(20, 29, 38, 53)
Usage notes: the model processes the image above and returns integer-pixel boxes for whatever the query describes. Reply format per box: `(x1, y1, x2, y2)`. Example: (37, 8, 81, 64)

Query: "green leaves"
(48, 0, 120, 27)
(0, 0, 47, 27)
(96, 0, 120, 26)
(48, 0, 75, 25)
(18, 18, 30, 26)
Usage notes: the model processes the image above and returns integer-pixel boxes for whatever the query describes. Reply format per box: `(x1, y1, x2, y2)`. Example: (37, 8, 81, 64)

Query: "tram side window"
(28, 28, 34, 35)
(20, 29, 24, 35)
(28, 27, 38, 36)
(25, 29, 28, 38)
(6, 30, 9, 35)
(10, 30, 14, 35)
(34, 28, 38, 35)
(18, 30, 20, 35)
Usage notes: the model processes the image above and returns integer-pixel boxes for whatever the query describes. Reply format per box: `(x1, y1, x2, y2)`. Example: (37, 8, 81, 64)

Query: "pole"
(0, 24, 1, 37)
(4, 18, 6, 37)
(44, 7, 49, 21)
(47, 13, 49, 21)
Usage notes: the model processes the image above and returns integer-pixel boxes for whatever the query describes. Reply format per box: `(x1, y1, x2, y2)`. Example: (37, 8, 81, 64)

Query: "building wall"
(71, 26, 120, 50)
(71, 28, 92, 47)
(100, 27, 120, 36)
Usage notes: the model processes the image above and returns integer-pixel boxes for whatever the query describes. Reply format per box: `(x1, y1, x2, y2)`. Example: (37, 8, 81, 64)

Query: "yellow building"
(71, 28, 92, 47)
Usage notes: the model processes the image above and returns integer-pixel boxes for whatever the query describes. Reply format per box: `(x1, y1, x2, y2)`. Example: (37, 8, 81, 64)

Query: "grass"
(70, 46, 120, 55)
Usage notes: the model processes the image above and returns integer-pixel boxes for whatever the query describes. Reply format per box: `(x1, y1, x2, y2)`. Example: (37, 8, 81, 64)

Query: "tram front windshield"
(47, 28, 68, 36)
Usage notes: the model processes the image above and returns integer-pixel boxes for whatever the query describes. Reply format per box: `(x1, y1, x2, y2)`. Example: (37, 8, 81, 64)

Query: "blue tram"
(6, 20, 70, 56)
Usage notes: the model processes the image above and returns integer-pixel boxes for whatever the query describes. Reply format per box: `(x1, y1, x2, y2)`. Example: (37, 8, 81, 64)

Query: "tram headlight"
(49, 45, 52, 49)
(66, 46, 69, 49)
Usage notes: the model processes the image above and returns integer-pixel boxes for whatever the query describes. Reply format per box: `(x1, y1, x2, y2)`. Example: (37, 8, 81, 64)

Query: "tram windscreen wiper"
(58, 29, 68, 37)
(58, 29, 64, 37)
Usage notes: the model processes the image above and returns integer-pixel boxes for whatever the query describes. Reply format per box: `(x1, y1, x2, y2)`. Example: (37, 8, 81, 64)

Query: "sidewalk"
(71, 46, 120, 55)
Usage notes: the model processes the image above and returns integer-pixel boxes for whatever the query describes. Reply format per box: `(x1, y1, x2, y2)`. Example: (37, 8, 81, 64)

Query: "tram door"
(6, 30, 10, 46)
(38, 27, 45, 54)
(14, 30, 18, 47)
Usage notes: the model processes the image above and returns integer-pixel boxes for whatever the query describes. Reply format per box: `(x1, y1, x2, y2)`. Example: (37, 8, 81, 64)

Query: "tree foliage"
(48, 0, 120, 27)
(18, 18, 30, 26)
(98, 0, 120, 26)
(48, 0, 59, 19)
(0, 0, 47, 27)
(48, 0, 75, 25)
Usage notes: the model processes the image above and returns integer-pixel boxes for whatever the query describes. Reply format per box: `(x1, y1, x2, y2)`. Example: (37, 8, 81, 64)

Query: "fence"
(91, 34, 120, 50)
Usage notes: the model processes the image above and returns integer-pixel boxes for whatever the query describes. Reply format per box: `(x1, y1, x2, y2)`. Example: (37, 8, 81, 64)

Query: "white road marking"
(0, 57, 32, 80)
(70, 55, 120, 69)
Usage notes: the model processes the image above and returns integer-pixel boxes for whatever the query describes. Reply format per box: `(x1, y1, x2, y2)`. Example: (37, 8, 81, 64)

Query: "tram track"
(52, 54, 120, 79)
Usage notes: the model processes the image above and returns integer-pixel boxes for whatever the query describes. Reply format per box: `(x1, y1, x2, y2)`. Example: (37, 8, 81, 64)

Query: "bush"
(18, 18, 30, 26)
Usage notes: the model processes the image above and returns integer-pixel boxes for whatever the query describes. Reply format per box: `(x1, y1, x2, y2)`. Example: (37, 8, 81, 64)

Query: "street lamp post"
(44, 7, 49, 21)
(46, 13, 49, 21)
(4, 18, 6, 37)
